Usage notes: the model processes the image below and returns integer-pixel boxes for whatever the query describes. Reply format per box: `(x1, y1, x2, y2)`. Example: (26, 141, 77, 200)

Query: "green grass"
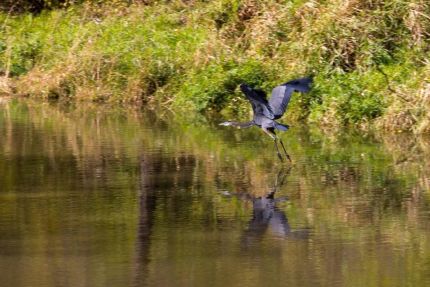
(1, 0, 430, 133)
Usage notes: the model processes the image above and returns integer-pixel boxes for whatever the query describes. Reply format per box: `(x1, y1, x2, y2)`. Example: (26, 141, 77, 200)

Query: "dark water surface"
(1, 99, 430, 287)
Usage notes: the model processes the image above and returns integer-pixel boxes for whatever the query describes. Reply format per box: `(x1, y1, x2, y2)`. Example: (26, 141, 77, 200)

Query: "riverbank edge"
(1, 1, 429, 134)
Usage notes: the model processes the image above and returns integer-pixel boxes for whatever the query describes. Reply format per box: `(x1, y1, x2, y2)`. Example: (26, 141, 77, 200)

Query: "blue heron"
(220, 77, 313, 162)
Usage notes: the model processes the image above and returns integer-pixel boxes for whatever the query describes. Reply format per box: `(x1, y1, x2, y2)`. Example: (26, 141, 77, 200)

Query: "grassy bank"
(0, 0, 430, 133)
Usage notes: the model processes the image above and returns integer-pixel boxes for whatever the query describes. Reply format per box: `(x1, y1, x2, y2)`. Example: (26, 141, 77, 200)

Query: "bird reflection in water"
(224, 168, 309, 248)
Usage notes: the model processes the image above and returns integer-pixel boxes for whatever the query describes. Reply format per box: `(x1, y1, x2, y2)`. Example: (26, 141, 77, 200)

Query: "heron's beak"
(219, 122, 231, 126)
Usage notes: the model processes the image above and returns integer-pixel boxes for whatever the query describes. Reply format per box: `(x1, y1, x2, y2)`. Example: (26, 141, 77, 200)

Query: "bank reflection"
(133, 155, 157, 286)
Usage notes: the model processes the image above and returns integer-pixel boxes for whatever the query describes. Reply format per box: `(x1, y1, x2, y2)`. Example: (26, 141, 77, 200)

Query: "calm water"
(1, 98, 430, 287)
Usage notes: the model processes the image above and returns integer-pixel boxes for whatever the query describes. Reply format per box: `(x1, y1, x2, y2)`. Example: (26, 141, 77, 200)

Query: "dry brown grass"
(0, 76, 12, 95)
(376, 63, 430, 134)
(2, 0, 430, 133)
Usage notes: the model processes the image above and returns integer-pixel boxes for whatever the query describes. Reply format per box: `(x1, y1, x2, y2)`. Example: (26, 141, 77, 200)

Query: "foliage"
(173, 60, 268, 112)
(1, 0, 430, 132)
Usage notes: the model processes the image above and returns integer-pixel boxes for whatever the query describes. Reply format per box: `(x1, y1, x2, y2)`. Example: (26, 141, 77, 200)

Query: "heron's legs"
(273, 139, 283, 162)
(263, 127, 290, 162)
(279, 139, 291, 162)
(262, 127, 283, 162)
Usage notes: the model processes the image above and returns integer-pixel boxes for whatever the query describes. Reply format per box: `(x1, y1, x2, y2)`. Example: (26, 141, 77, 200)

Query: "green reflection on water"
(1, 98, 430, 287)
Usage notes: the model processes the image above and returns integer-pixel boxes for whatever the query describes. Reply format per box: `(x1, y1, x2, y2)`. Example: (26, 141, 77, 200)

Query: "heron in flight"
(220, 77, 313, 162)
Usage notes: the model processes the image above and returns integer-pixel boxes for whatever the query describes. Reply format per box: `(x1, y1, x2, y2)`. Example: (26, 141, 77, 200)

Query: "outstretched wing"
(240, 84, 274, 119)
(268, 77, 313, 119)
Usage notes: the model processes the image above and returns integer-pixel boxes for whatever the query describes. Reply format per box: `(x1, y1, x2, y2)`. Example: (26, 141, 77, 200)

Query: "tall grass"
(1, 0, 429, 133)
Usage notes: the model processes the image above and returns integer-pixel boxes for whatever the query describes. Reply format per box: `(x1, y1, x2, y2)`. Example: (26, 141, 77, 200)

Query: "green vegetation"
(0, 0, 430, 133)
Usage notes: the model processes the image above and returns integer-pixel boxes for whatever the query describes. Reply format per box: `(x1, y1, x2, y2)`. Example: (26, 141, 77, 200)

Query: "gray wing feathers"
(269, 77, 312, 119)
(269, 86, 294, 119)
(283, 77, 313, 93)
(240, 84, 275, 119)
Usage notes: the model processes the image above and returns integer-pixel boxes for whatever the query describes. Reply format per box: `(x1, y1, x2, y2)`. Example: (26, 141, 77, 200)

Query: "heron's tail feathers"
(274, 122, 289, 131)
